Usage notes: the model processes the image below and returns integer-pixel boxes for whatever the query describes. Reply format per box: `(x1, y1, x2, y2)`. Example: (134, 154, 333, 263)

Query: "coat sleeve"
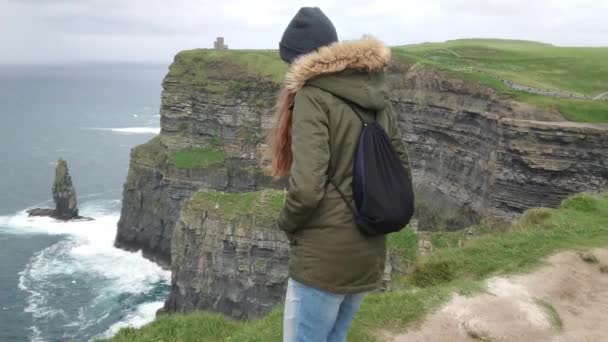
(277, 87, 330, 234)
(386, 103, 413, 179)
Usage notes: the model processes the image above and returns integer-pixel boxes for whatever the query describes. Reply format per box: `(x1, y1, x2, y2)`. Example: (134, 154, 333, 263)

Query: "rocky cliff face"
(114, 51, 285, 267)
(114, 49, 608, 317)
(163, 189, 393, 318)
(163, 190, 289, 319)
(389, 66, 608, 227)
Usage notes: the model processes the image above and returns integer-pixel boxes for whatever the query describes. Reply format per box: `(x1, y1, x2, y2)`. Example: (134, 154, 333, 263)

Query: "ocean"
(0, 64, 171, 342)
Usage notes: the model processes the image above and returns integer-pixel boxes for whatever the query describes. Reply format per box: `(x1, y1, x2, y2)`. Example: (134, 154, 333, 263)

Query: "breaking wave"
(0, 199, 170, 341)
(82, 127, 160, 134)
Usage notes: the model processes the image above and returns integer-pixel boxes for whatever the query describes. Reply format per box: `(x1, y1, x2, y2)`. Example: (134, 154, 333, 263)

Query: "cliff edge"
(114, 47, 608, 317)
(114, 50, 286, 267)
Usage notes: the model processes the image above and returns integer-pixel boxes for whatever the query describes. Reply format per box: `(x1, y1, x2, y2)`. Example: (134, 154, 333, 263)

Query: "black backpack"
(328, 97, 415, 236)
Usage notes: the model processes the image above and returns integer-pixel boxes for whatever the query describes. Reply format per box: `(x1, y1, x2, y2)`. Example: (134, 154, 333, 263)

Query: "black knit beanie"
(279, 7, 338, 64)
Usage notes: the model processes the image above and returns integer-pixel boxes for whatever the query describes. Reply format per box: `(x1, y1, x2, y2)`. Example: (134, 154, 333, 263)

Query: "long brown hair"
(269, 87, 296, 179)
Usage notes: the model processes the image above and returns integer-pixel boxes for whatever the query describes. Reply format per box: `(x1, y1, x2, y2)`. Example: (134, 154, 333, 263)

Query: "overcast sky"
(1, 0, 606, 64)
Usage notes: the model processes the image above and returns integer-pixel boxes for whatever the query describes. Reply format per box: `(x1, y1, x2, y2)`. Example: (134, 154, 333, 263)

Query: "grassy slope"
(105, 192, 608, 342)
(169, 147, 225, 169)
(190, 190, 285, 221)
(393, 39, 608, 122)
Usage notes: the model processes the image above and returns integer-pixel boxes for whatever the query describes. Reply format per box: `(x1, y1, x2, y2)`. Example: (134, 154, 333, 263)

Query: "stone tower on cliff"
(213, 37, 228, 50)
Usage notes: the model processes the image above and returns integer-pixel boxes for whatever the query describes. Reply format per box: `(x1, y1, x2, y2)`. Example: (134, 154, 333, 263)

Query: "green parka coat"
(276, 37, 412, 294)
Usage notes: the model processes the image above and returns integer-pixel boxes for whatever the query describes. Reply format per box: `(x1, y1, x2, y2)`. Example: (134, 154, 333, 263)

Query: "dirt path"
(383, 248, 608, 342)
(499, 78, 594, 100)
(495, 77, 607, 102)
(593, 92, 608, 100)
(439, 48, 461, 58)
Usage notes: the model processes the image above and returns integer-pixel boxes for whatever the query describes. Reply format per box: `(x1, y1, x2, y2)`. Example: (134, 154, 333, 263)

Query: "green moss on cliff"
(169, 147, 225, 169)
(190, 189, 285, 221)
(131, 135, 166, 167)
(168, 49, 287, 85)
(207, 136, 224, 147)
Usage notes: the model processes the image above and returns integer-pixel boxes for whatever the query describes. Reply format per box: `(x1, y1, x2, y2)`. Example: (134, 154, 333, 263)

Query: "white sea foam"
(29, 325, 43, 342)
(83, 127, 160, 134)
(101, 301, 165, 338)
(111, 127, 160, 134)
(18, 240, 73, 319)
(2, 199, 170, 341)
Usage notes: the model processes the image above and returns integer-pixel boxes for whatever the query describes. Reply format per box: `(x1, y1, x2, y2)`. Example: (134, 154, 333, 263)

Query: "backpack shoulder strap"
(324, 96, 370, 217)
(306, 88, 374, 219)
(327, 177, 358, 217)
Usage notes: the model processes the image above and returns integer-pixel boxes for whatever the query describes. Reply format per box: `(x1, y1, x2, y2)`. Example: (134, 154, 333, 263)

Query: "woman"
(271, 7, 412, 342)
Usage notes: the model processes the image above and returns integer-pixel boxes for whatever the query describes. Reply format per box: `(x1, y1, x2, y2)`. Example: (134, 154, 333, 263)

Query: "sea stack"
(52, 158, 79, 219)
(28, 158, 92, 221)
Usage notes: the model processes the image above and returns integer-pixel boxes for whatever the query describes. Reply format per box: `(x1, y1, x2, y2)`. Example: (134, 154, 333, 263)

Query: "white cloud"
(0, 0, 605, 64)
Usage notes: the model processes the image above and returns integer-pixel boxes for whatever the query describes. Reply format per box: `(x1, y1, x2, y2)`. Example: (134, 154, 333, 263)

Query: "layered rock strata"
(163, 190, 289, 319)
(390, 66, 608, 226)
(114, 51, 285, 266)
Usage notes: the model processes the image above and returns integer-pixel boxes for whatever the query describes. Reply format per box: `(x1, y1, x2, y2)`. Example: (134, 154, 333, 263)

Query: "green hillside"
(104, 192, 608, 342)
(167, 39, 607, 123)
(394, 39, 608, 122)
(168, 39, 608, 123)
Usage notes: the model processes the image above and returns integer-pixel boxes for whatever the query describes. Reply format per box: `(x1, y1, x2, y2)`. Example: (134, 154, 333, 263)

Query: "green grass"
(395, 39, 608, 94)
(535, 299, 563, 330)
(393, 39, 608, 123)
(190, 189, 285, 221)
(105, 192, 608, 341)
(387, 228, 418, 262)
(518, 93, 608, 123)
(131, 136, 166, 168)
(453, 70, 608, 123)
(117, 309, 288, 342)
(411, 192, 608, 287)
(168, 49, 287, 85)
(169, 147, 225, 169)
(167, 39, 608, 122)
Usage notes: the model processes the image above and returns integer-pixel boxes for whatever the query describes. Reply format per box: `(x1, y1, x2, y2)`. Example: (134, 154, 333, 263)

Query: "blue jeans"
(283, 278, 366, 342)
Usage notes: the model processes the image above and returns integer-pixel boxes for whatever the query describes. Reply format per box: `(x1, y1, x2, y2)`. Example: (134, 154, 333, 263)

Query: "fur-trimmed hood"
(268, 37, 392, 178)
(283, 36, 392, 93)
